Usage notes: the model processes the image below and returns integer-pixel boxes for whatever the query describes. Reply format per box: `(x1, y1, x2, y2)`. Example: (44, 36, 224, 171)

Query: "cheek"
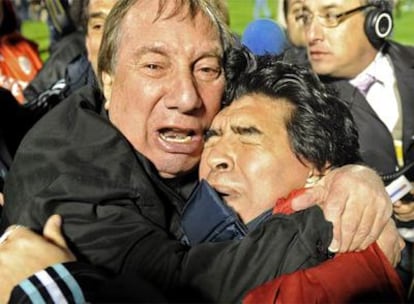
(109, 84, 147, 138)
(200, 80, 225, 121)
(256, 154, 309, 200)
(198, 153, 210, 180)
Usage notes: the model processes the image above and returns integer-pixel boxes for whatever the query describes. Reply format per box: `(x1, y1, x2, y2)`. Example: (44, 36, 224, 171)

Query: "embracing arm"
(292, 164, 396, 252)
(3, 217, 166, 304)
(1, 207, 332, 303)
(0, 216, 76, 303)
(0, 160, 398, 302)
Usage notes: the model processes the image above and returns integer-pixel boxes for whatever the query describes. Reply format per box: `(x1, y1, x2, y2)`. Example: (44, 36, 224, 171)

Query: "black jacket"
(1, 86, 332, 302)
(323, 41, 414, 179)
(23, 31, 86, 103)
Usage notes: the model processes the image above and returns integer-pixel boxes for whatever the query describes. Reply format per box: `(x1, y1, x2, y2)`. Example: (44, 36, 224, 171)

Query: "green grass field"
(22, 1, 414, 62)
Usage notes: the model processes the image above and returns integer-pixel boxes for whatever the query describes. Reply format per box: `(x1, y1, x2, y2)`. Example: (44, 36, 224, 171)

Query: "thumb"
(43, 214, 69, 249)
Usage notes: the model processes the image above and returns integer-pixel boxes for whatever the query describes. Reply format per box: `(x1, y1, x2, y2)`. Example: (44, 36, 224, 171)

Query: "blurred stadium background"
(21, 0, 414, 62)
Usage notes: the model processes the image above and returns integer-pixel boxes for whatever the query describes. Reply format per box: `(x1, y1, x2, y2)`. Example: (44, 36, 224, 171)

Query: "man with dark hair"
(184, 49, 403, 302)
(301, 0, 414, 293)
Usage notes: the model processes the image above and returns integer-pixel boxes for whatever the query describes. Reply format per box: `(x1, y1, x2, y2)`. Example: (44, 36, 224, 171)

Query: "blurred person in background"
(0, 0, 42, 103)
(254, 0, 271, 19)
(0, 0, 42, 181)
(279, 0, 308, 65)
(283, 0, 306, 48)
(23, 0, 89, 104)
(0, 0, 111, 208)
(301, 0, 414, 296)
(13, 0, 30, 21)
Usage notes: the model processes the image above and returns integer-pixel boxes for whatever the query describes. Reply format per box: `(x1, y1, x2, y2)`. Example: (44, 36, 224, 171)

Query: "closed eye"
(204, 129, 221, 142)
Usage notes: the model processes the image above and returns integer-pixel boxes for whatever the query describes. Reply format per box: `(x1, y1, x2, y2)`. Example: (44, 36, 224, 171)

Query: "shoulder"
(385, 41, 414, 60)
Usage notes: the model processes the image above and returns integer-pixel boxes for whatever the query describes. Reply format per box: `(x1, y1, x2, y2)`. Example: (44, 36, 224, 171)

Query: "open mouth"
(159, 128, 196, 143)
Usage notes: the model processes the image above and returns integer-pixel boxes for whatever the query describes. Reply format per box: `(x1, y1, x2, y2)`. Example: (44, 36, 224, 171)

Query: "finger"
(393, 201, 402, 207)
(337, 195, 368, 252)
(357, 208, 381, 250)
(325, 202, 343, 252)
(291, 185, 327, 211)
(378, 220, 403, 266)
(394, 203, 414, 215)
(323, 189, 348, 252)
(346, 200, 381, 251)
(43, 214, 68, 249)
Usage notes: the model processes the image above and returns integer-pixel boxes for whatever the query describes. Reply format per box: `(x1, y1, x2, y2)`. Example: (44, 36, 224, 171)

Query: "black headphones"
(364, 0, 393, 48)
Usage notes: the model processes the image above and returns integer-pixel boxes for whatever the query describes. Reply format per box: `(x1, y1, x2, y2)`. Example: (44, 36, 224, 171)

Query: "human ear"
(305, 167, 325, 188)
(305, 163, 332, 187)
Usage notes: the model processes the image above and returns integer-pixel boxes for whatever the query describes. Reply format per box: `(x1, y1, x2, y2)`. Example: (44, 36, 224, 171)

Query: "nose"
(206, 143, 234, 172)
(165, 70, 202, 113)
(306, 16, 324, 45)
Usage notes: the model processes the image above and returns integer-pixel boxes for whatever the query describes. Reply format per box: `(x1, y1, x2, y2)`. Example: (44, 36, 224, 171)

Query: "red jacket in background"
(0, 32, 43, 103)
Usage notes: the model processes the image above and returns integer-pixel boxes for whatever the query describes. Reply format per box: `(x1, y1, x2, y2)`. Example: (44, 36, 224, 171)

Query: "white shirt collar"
(350, 50, 395, 88)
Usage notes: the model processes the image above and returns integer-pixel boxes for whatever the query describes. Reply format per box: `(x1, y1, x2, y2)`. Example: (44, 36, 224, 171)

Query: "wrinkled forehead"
(118, 0, 223, 51)
(129, 0, 221, 34)
(212, 95, 294, 128)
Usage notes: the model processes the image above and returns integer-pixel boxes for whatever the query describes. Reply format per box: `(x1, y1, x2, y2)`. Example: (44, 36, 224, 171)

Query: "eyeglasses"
(299, 4, 373, 28)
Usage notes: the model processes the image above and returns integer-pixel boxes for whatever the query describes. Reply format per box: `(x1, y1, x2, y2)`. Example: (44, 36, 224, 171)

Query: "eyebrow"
(132, 45, 223, 61)
(88, 12, 107, 20)
(132, 46, 168, 59)
(204, 124, 262, 142)
(231, 125, 262, 136)
(320, 4, 340, 10)
(304, 3, 338, 11)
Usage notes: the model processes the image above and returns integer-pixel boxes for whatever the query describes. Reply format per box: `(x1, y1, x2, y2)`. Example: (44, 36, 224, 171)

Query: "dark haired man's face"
(199, 94, 312, 223)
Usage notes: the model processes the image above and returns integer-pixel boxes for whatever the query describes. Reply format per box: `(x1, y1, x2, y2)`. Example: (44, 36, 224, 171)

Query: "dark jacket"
(1, 86, 332, 302)
(322, 41, 414, 179)
(23, 31, 86, 103)
(0, 88, 36, 192)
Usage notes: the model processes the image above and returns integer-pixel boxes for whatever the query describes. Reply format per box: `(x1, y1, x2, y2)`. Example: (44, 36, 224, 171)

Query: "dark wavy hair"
(223, 47, 361, 172)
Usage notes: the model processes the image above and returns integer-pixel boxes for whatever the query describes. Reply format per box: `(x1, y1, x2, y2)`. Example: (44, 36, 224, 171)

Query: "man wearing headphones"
(301, 0, 414, 294)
